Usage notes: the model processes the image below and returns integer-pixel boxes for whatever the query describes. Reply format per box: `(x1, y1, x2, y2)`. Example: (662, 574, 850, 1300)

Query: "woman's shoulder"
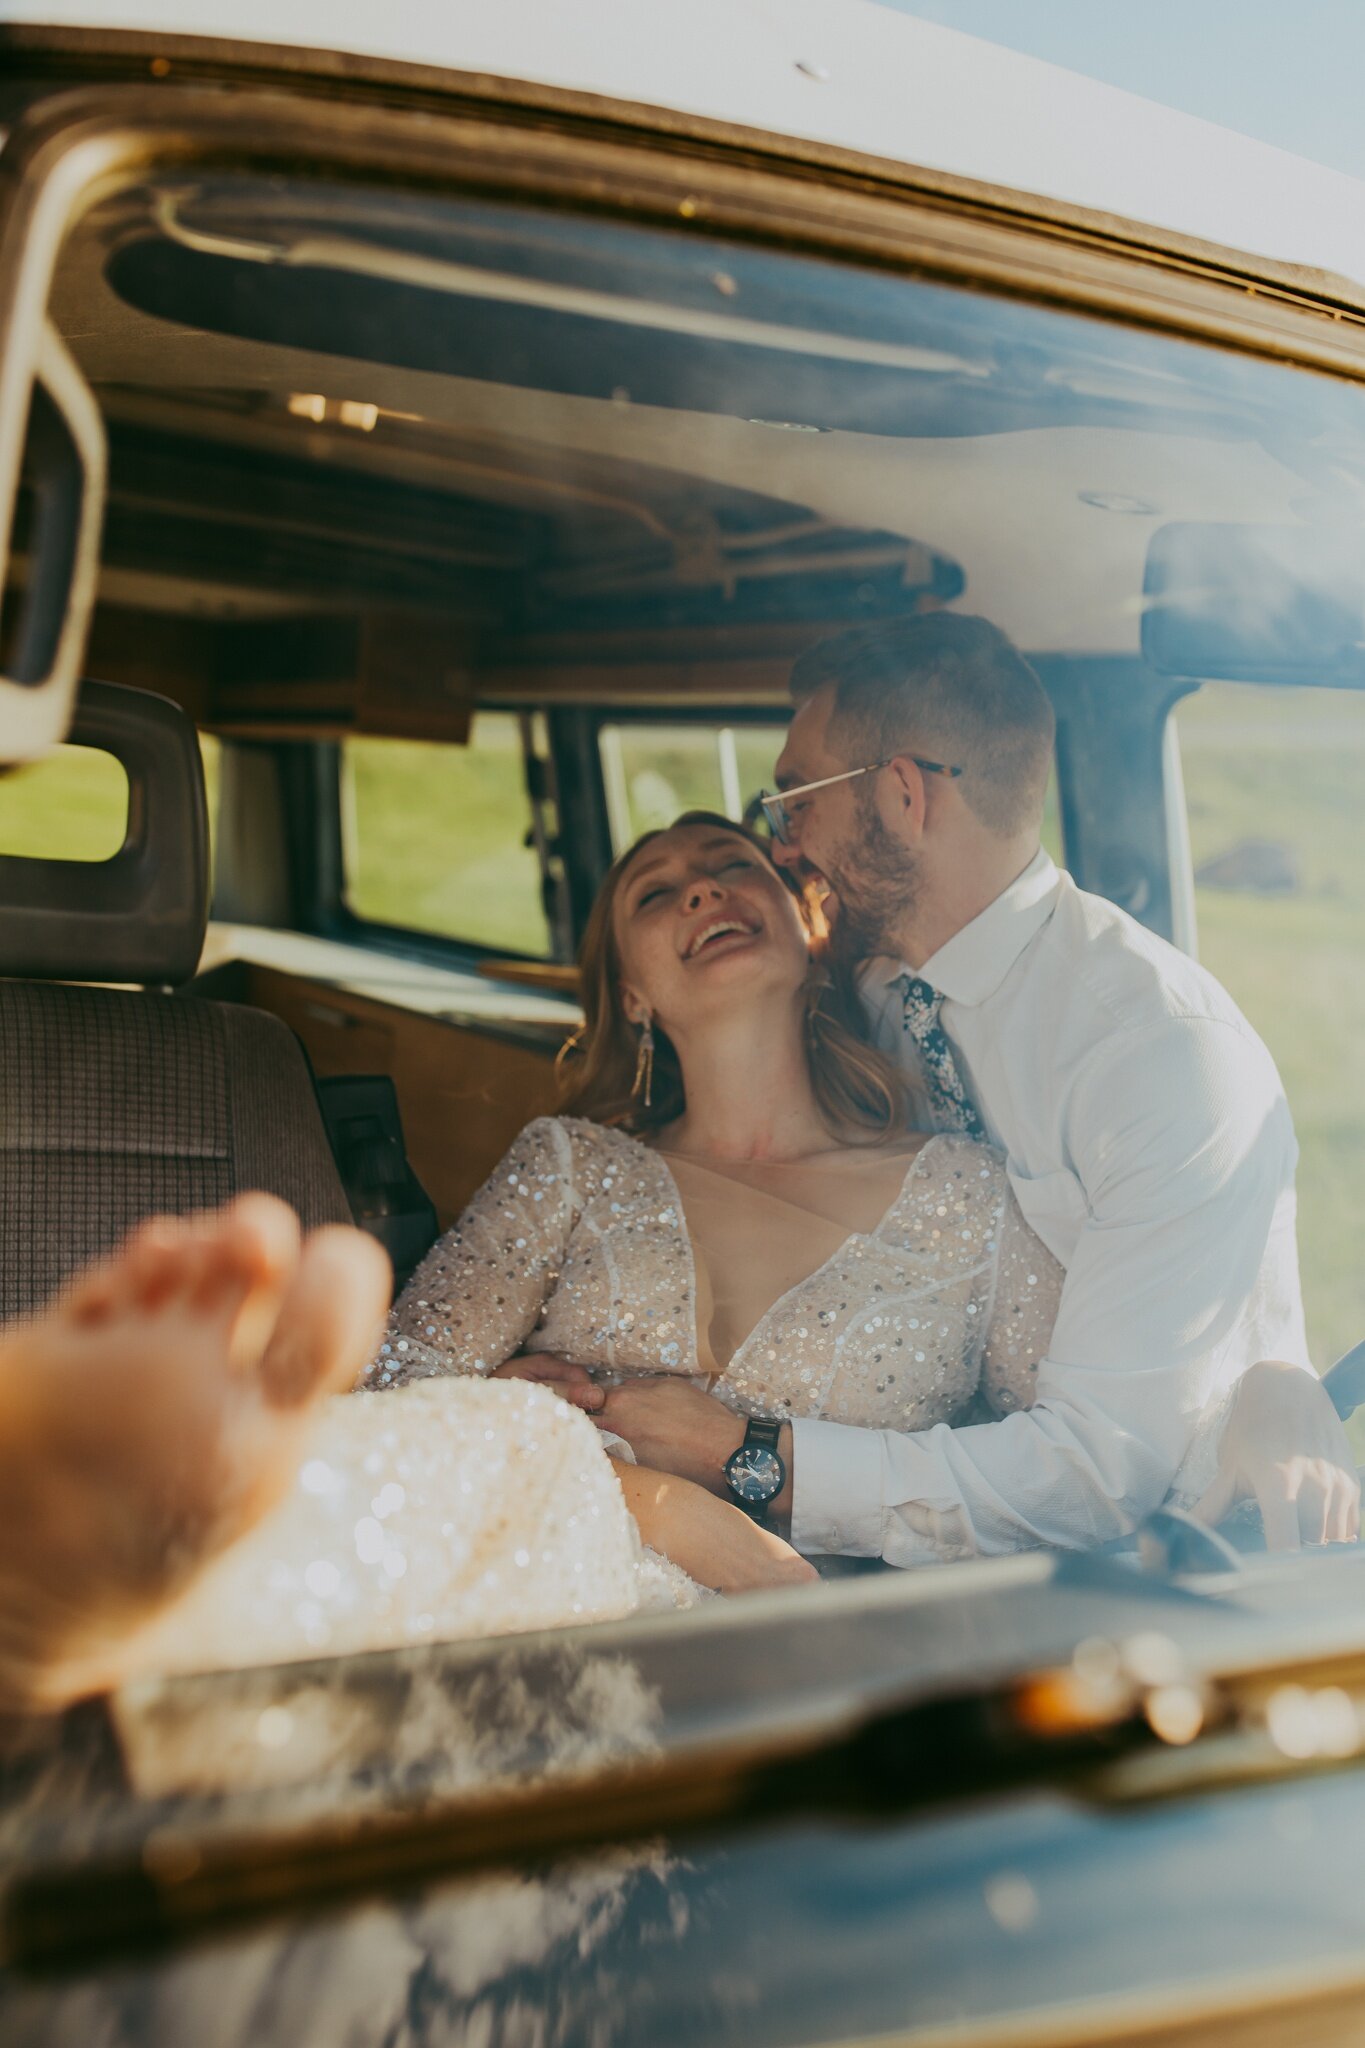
(512, 1114, 653, 1170)
(545, 1112, 647, 1150)
(889, 1133, 1010, 1213)
(916, 1131, 1008, 1171)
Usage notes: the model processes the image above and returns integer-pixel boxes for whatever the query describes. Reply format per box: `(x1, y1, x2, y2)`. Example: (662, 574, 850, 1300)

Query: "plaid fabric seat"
(0, 980, 349, 1320)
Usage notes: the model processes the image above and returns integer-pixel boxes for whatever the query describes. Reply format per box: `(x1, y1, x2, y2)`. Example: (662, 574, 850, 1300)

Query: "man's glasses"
(759, 756, 963, 845)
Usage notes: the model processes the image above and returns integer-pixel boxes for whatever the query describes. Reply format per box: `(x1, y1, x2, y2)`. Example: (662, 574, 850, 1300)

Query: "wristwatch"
(724, 1417, 787, 1523)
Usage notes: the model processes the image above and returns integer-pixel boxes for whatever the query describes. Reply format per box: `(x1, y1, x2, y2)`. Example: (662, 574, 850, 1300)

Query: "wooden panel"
(244, 964, 561, 1224)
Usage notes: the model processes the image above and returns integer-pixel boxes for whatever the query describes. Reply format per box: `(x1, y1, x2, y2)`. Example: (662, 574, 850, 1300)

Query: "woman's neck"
(661, 993, 833, 1162)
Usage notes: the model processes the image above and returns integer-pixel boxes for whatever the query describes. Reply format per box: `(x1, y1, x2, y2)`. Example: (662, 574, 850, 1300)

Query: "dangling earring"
(632, 1015, 655, 1108)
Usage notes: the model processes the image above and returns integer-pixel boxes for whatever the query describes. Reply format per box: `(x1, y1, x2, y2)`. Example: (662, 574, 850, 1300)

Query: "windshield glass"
(9, 149, 1365, 2037)
(40, 161, 1365, 1610)
(61, 173, 1365, 1340)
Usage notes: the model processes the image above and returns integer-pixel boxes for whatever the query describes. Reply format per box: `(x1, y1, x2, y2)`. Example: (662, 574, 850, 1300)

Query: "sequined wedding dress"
(130, 1120, 1062, 1680)
(128, 1375, 699, 1680)
(370, 1120, 1061, 1425)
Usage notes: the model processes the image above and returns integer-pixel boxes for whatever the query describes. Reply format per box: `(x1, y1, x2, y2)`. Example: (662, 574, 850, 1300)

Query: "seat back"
(0, 982, 351, 1318)
(0, 682, 349, 1318)
(0, 680, 209, 984)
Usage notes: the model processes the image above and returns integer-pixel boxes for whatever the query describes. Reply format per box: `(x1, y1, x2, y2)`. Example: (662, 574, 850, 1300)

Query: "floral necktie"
(897, 974, 987, 1140)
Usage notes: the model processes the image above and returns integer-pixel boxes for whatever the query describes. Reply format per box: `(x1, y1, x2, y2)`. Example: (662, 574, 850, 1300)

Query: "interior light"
(338, 400, 379, 433)
(287, 394, 381, 431)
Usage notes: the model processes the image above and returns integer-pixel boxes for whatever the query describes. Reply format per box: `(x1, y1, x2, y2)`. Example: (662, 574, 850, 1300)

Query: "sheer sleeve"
(363, 1117, 578, 1388)
(979, 1185, 1065, 1416)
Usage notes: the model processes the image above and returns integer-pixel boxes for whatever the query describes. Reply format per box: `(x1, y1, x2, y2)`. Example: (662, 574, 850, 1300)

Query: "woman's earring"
(632, 1016, 655, 1108)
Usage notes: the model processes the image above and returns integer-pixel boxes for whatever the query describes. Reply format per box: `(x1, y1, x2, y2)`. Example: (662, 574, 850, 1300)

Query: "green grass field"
(344, 719, 551, 955)
(3, 689, 1362, 1379)
(1177, 685, 1365, 1375)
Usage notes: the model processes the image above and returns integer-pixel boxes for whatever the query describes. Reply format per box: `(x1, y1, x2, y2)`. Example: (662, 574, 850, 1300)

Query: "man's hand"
(596, 1377, 749, 1496)
(488, 1353, 604, 1413)
(1192, 1359, 1361, 1550)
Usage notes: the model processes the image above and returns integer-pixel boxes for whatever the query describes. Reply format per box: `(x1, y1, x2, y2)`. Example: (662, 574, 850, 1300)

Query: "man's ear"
(885, 755, 928, 836)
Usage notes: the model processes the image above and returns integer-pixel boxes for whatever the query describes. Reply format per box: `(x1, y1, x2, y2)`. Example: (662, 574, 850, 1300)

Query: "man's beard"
(820, 792, 922, 956)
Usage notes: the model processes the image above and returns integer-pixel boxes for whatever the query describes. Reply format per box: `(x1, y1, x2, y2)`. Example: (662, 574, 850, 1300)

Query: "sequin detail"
(367, 1119, 1062, 1432)
(127, 1379, 659, 1676)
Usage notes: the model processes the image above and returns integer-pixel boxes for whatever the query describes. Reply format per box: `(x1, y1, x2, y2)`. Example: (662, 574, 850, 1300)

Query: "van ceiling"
(37, 174, 1328, 727)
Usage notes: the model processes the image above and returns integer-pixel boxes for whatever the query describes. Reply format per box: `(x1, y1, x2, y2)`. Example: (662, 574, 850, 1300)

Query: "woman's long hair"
(556, 811, 915, 1142)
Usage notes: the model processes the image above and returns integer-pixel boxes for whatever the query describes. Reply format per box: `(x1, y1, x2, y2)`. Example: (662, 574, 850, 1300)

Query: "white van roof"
(6, 0, 1365, 296)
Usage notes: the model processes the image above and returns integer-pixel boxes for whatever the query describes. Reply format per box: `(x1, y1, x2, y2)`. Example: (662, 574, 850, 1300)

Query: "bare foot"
(0, 1197, 391, 1709)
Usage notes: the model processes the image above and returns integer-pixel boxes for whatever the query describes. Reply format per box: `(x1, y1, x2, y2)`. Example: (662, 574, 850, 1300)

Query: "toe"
(190, 1194, 300, 1313)
(188, 1196, 302, 1377)
(61, 1254, 126, 1327)
(115, 1215, 198, 1314)
(259, 1225, 391, 1407)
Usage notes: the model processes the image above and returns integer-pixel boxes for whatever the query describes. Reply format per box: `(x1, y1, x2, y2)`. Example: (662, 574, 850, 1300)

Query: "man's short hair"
(790, 613, 1056, 838)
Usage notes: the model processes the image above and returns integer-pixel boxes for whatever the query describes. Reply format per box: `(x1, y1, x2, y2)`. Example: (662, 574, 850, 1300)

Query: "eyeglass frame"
(759, 756, 963, 845)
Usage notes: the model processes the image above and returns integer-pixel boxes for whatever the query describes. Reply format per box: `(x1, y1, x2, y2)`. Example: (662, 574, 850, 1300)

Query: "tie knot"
(898, 973, 943, 1039)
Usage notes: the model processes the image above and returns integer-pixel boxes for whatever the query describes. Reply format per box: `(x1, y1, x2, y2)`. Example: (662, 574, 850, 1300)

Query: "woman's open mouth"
(682, 917, 760, 961)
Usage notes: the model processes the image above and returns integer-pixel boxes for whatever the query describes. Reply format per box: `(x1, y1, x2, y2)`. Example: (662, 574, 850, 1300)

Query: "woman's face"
(612, 823, 811, 1032)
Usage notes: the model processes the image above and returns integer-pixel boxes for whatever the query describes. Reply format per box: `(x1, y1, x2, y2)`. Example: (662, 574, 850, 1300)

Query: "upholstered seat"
(0, 680, 349, 1320)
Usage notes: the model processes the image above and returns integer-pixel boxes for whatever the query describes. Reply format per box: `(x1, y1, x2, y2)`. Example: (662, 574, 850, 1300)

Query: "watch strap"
(743, 1416, 781, 1455)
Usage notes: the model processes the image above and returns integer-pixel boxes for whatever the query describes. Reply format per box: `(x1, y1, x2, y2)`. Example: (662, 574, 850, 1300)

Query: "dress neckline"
(653, 1138, 928, 1174)
(641, 1129, 958, 1381)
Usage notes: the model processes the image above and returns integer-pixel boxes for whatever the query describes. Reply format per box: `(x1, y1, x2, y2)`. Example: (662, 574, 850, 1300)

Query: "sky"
(875, 1, 1365, 182)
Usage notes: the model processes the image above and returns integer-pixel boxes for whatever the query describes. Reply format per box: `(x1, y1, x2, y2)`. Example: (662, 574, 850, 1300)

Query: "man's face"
(772, 686, 921, 954)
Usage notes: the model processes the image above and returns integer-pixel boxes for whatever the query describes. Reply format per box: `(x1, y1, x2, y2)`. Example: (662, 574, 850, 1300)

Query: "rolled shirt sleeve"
(792, 1016, 1304, 1563)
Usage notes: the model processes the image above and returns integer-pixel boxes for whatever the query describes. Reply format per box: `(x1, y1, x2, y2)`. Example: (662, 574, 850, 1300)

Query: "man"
(574, 613, 1358, 1557)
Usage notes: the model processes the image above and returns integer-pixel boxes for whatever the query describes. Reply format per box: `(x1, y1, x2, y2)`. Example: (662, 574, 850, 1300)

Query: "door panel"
(236, 961, 560, 1224)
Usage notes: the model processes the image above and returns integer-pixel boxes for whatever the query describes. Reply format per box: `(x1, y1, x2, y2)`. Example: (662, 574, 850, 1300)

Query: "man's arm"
(792, 1019, 1304, 1562)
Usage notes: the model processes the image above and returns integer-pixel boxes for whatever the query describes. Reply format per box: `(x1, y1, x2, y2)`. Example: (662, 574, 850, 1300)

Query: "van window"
(0, 742, 129, 861)
(341, 719, 551, 956)
(1175, 682, 1365, 1371)
(599, 723, 786, 849)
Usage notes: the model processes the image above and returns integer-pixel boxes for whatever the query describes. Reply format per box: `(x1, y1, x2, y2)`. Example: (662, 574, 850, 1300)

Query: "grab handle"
(0, 320, 106, 760)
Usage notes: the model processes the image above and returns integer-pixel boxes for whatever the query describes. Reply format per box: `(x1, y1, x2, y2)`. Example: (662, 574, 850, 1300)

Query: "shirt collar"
(879, 848, 1062, 1008)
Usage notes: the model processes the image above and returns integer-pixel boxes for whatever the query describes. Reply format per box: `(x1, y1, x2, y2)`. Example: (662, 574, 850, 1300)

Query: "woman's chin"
(672, 948, 806, 1017)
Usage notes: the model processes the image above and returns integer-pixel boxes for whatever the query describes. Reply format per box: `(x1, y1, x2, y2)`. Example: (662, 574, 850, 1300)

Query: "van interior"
(4, 153, 1365, 1377)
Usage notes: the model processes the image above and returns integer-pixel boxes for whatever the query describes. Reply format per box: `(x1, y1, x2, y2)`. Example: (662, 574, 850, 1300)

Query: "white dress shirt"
(790, 850, 1308, 1564)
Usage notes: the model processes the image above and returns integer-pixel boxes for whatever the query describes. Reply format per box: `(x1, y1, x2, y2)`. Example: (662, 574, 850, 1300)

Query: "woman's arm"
(364, 1118, 578, 1388)
(610, 1458, 817, 1594)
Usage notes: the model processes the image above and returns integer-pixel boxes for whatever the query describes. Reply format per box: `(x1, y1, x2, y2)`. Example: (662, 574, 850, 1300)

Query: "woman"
(375, 809, 1056, 1428)
(119, 813, 1062, 1682)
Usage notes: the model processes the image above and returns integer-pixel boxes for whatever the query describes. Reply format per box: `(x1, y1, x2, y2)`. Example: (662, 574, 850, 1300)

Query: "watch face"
(725, 1443, 784, 1505)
